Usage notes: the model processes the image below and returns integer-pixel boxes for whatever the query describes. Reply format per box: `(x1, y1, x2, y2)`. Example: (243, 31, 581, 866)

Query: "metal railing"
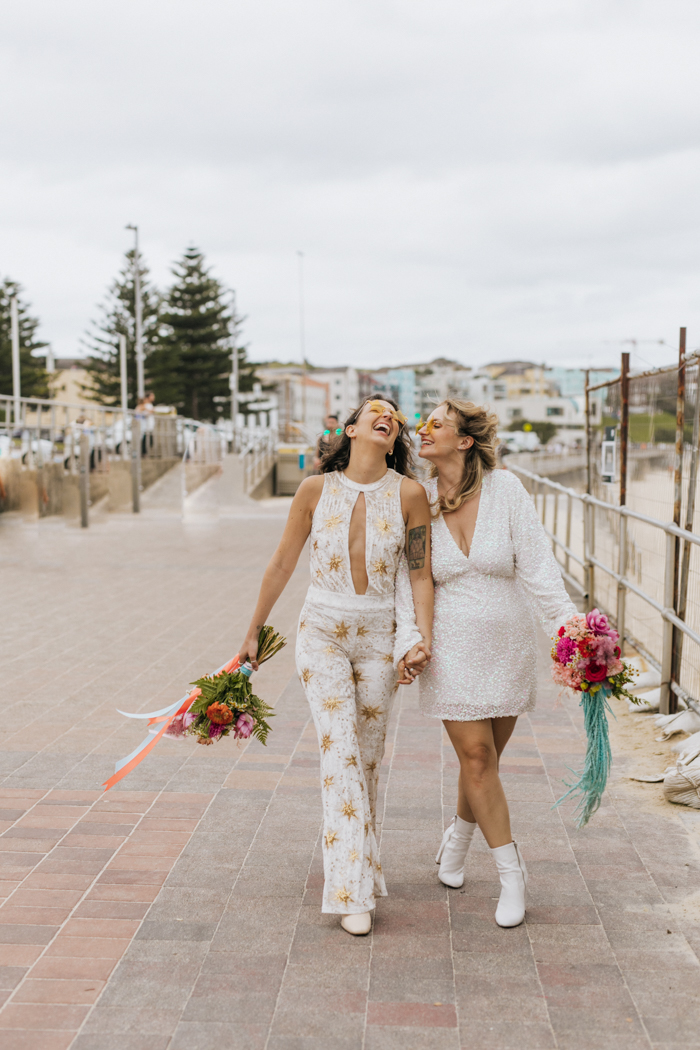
(233, 424, 278, 494)
(509, 462, 700, 716)
(0, 394, 225, 521)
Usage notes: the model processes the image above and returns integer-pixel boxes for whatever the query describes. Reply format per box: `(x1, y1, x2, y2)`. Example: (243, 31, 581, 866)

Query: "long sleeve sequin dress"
(417, 469, 577, 721)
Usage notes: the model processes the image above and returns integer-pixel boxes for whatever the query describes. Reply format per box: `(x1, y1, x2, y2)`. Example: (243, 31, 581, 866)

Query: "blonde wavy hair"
(429, 398, 500, 513)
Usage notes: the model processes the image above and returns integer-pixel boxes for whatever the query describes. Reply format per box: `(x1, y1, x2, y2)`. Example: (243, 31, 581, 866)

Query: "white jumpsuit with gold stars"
(296, 468, 421, 915)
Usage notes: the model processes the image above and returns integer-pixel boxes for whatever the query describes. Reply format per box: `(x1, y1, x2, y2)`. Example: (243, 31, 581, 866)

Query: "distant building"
(545, 367, 619, 398)
(482, 361, 557, 400)
(255, 365, 329, 442)
(311, 367, 360, 423)
(415, 358, 494, 416)
(49, 359, 99, 406)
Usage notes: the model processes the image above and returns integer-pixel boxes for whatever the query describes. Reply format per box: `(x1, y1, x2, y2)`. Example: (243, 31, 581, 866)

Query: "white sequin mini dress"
(418, 469, 577, 721)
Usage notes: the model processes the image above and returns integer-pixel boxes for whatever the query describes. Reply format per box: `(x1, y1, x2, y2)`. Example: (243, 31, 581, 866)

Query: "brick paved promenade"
(1, 459, 700, 1050)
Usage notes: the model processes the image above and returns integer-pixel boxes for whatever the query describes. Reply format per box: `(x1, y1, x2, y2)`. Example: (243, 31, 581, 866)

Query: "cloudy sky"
(2, 0, 699, 372)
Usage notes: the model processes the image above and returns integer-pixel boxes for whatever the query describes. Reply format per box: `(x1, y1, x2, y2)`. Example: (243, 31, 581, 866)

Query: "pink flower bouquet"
(551, 609, 638, 826)
(551, 610, 636, 700)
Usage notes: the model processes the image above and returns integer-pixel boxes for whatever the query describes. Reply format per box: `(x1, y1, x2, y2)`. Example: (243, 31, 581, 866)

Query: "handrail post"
(617, 353, 630, 647)
(669, 328, 686, 714)
(583, 497, 594, 612)
(131, 418, 141, 513)
(552, 487, 559, 556)
(565, 492, 572, 576)
(79, 431, 90, 528)
(660, 530, 676, 715)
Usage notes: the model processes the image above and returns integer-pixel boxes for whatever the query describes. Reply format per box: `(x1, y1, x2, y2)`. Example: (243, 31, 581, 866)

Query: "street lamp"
(297, 250, 307, 434)
(125, 225, 144, 400)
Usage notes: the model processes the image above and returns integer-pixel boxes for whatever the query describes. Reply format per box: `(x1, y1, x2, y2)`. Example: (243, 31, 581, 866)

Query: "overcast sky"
(2, 0, 699, 373)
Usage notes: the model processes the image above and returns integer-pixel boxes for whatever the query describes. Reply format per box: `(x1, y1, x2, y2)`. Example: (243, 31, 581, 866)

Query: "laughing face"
(418, 403, 472, 462)
(346, 399, 401, 451)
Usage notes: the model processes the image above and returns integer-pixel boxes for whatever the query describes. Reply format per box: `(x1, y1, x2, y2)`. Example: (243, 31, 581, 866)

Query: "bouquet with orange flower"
(168, 626, 285, 745)
(104, 627, 286, 790)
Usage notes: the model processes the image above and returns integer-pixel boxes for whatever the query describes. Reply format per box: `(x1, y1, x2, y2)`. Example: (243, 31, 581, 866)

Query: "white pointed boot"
(436, 816, 477, 888)
(490, 841, 528, 927)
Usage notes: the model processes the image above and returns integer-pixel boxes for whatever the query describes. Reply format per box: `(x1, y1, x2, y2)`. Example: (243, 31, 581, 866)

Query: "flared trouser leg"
(296, 602, 397, 914)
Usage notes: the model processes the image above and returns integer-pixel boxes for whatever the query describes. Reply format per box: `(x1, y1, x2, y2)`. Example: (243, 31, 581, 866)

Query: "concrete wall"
(0, 457, 179, 519)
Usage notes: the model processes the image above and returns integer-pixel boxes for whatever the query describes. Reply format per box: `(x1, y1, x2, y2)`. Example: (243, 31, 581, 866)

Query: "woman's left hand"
(397, 640, 432, 685)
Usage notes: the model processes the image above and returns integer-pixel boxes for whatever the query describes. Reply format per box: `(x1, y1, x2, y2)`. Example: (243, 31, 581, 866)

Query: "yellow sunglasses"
(415, 417, 437, 434)
(367, 400, 406, 426)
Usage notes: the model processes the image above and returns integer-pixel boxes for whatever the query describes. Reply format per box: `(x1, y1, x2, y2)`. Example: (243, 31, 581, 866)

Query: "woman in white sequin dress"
(416, 399, 576, 927)
(239, 398, 433, 937)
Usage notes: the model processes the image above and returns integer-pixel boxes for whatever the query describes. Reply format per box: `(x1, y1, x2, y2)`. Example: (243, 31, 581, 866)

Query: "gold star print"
(329, 485, 339, 495)
(376, 862, 382, 874)
(349, 849, 359, 863)
(325, 830, 339, 848)
(365, 760, 377, 774)
(356, 624, 368, 637)
(322, 696, 344, 712)
(299, 619, 306, 632)
(320, 733, 333, 753)
(323, 775, 334, 789)
(350, 668, 366, 685)
(301, 668, 313, 684)
(382, 653, 394, 664)
(384, 489, 395, 498)
(345, 754, 358, 768)
(334, 621, 350, 640)
(315, 568, 324, 579)
(323, 644, 336, 655)
(364, 822, 369, 835)
(375, 518, 391, 533)
(361, 704, 381, 722)
(312, 540, 319, 552)
(334, 886, 353, 906)
(328, 554, 342, 572)
(371, 558, 388, 576)
(325, 514, 342, 530)
(341, 800, 359, 820)
(392, 620, 397, 631)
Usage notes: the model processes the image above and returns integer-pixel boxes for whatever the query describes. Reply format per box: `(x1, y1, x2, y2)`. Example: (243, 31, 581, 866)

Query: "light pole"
(230, 290, 239, 427)
(10, 295, 20, 425)
(125, 224, 145, 400)
(297, 250, 307, 435)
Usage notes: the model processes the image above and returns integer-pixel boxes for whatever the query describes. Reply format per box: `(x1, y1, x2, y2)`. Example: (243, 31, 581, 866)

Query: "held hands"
(397, 640, 432, 686)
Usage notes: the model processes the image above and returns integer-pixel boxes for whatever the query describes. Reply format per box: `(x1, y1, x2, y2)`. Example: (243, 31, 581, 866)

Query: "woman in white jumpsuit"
(240, 398, 433, 935)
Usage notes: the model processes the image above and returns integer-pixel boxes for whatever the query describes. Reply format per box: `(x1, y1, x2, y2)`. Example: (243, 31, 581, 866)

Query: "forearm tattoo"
(408, 525, 426, 569)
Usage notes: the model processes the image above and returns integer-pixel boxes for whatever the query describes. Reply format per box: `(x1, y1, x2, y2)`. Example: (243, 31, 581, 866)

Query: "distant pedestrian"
(314, 413, 340, 470)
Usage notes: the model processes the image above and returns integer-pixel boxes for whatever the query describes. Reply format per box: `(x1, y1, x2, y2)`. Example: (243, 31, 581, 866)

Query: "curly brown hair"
(430, 398, 499, 512)
(320, 397, 416, 478)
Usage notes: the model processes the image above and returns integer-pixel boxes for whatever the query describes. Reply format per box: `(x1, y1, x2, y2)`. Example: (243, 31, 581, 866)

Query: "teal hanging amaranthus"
(554, 685, 614, 827)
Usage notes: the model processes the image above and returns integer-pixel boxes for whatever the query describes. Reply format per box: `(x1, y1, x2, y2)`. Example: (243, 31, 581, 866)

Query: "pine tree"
(82, 250, 160, 407)
(148, 247, 236, 420)
(0, 278, 49, 399)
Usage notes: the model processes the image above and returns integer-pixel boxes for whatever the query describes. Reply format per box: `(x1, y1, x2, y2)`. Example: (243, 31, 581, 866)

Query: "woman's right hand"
(239, 631, 260, 671)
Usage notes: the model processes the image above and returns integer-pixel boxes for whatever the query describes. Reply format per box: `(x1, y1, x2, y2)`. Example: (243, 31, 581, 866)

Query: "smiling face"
(418, 403, 473, 462)
(346, 399, 401, 452)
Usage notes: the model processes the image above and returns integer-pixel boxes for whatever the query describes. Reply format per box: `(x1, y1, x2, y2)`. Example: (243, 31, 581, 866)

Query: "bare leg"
(451, 716, 517, 826)
(444, 717, 517, 848)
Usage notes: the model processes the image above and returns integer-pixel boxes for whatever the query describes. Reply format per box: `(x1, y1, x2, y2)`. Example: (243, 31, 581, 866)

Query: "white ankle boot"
(341, 912, 372, 936)
(436, 816, 477, 888)
(490, 840, 528, 927)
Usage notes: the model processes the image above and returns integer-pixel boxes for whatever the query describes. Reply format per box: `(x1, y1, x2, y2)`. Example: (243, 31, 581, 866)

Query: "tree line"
(0, 246, 258, 422)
